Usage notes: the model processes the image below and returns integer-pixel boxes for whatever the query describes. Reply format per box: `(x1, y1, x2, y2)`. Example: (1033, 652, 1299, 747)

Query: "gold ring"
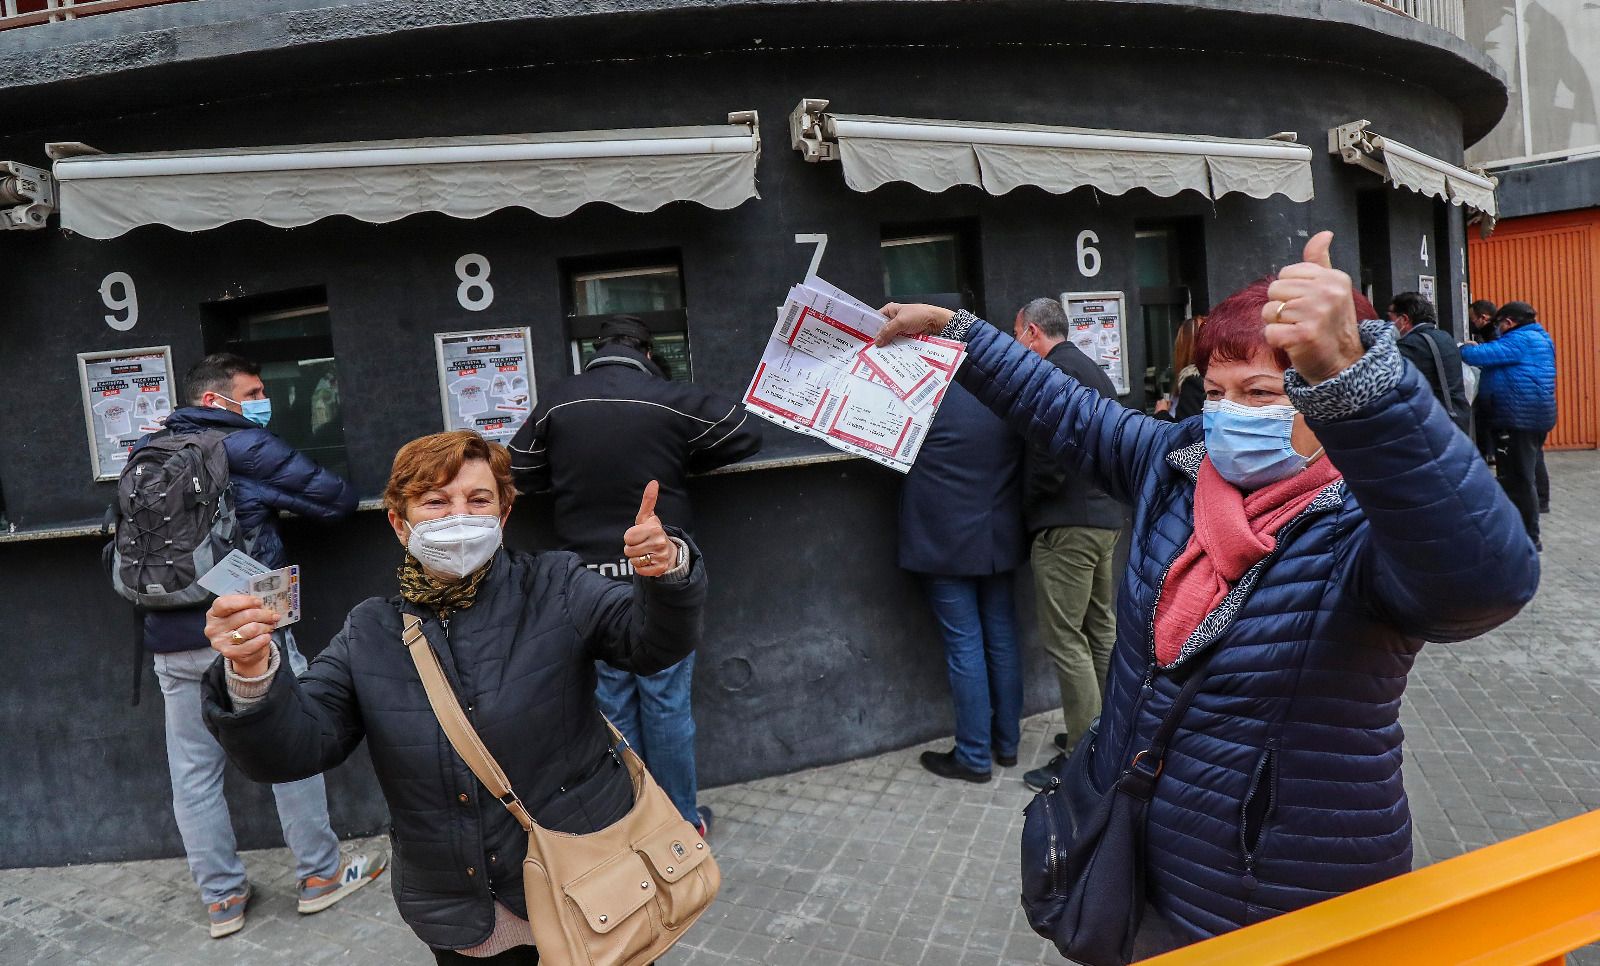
(643, 553, 654, 565)
(1267, 302, 1283, 324)
(229, 630, 246, 644)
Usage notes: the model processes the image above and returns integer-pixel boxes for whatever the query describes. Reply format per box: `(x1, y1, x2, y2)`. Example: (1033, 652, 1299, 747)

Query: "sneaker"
(1024, 754, 1067, 792)
(919, 749, 992, 784)
(298, 851, 387, 915)
(695, 805, 715, 839)
(1054, 732, 1070, 752)
(208, 883, 252, 939)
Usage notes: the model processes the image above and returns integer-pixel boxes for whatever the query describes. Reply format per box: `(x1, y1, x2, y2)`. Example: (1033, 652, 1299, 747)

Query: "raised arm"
(685, 388, 762, 475)
(200, 596, 368, 783)
(566, 482, 706, 675)
(1269, 233, 1538, 640)
(1459, 336, 1521, 369)
(230, 430, 357, 521)
(875, 304, 1182, 504)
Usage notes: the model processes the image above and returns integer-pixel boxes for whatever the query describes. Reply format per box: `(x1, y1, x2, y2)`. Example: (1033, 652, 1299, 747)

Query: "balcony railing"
(0, 0, 197, 31)
(1361, 0, 1467, 40)
(3, 0, 1473, 39)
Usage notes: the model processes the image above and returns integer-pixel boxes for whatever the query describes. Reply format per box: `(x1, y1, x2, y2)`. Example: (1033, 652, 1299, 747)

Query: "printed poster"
(1061, 291, 1129, 395)
(1419, 275, 1437, 305)
(434, 327, 536, 445)
(77, 346, 176, 481)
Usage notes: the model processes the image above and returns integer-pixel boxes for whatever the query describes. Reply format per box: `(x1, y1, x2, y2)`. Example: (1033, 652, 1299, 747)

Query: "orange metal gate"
(1468, 210, 1600, 450)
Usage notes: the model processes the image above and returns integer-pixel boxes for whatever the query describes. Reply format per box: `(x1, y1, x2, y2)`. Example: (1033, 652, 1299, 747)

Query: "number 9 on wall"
(100, 271, 138, 331)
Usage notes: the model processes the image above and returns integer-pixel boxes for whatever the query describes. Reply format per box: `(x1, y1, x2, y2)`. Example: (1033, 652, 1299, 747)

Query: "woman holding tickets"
(199, 430, 705, 963)
(875, 232, 1539, 954)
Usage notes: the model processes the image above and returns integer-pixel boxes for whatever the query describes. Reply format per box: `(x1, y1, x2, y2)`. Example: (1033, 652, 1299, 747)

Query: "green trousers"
(1030, 526, 1120, 745)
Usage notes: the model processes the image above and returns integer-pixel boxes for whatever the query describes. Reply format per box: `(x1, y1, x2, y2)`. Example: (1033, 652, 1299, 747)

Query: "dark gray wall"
(1494, 155, 1600, 220)
(0, 25, 1481, 866)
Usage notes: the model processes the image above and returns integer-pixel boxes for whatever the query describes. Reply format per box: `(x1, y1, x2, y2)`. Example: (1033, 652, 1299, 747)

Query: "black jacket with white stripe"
(509, 344, 761, 565)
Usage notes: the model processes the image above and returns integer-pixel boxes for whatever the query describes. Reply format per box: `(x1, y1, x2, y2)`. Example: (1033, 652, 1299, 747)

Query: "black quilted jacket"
(201, 544, 704, 950)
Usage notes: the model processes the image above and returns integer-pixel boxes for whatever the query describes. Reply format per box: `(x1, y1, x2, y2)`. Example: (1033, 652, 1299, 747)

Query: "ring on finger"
(643, 552, 654, 565)
(229, 630, 246, 644)
(1266, 301, 1284, 324)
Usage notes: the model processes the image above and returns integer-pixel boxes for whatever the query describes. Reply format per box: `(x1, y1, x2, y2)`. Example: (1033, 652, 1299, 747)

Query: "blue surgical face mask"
(1202, 399, 1317, 489)
(216, 393, 273, 428)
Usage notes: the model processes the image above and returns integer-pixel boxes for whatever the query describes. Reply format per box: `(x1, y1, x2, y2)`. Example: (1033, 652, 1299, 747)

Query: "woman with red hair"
(877, 233, 1536, 958)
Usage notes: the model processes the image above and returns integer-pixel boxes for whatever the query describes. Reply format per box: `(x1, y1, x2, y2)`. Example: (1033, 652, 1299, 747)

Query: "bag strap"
(1119, 644, 1224, 797)
(402, 614, 537, 831)
(1419, 329, 1460, 419)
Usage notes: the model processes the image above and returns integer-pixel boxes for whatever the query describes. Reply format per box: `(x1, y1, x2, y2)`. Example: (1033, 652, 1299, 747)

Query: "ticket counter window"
(1136, 220, 1206, 408)
(881, 229, 979, 312)
(566, 262, 693, 383)
(201, 288, 350, 479)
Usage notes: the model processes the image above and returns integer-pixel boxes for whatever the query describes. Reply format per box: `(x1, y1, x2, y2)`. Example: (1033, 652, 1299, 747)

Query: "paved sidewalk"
(4, 453, 1598, 966)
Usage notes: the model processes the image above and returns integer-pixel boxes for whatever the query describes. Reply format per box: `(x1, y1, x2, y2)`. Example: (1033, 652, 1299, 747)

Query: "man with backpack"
(126, 353, 381, 938)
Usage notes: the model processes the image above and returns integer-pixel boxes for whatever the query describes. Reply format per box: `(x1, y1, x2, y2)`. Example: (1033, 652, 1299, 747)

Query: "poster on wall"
(1419, 275, 1437, 305)
(77, 346, 176, 481)
(1060, 291, 1129, 395)
(433, 327, 536, 445)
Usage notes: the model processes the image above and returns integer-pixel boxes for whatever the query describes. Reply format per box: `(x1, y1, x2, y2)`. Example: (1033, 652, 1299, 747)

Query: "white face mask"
(405, 513, 502, 579)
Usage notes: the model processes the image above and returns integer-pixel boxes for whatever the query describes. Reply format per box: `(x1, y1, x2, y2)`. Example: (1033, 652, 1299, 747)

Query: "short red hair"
(384, 431, 516, 516)
(1194, 276, 1378, 376)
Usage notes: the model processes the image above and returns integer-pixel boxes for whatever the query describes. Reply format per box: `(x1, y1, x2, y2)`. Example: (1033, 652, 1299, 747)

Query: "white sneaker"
(297, 851, 387, 915)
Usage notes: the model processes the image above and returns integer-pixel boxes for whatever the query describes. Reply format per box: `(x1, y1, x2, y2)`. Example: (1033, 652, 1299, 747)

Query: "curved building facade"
(0, 0, 1504, 865)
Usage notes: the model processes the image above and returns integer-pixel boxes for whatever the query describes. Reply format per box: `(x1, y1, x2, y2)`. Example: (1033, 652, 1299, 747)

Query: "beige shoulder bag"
(403, 615, 720, 966)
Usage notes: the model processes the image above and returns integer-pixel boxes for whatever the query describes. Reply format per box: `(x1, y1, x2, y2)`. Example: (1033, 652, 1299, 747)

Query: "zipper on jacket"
(1239, 738, 1281, 891)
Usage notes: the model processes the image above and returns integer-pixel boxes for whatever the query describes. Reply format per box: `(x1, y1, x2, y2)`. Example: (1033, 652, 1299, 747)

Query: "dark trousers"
(1499, 429, 1548, 544)
(1536, 449, 1550, 512)
(433, 946, 539, 965)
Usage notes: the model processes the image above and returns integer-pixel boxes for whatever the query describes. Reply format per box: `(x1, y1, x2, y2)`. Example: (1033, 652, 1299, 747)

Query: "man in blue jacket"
(139, 353, 381, 938)
(899, 383, 1025, 782)
(1461, 301, 1557, 549)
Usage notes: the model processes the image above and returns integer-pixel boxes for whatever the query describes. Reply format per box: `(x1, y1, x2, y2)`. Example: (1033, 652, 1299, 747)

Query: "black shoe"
(1024, 754, 1067, 792)
(695, 805, 714, 839)
(919, 750, 992, 783)
(1539, 503, 1551, 514)
(1054, 732, 1070, 752)
(1535, 539, 1544, 552)
(993, 749, 1018, 768)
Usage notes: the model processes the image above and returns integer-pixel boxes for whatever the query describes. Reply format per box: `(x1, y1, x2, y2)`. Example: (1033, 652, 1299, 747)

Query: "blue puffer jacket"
(948, 313, 1538, 940)
(140, 406, 358, 652)
(1460, 321, 1557, 432)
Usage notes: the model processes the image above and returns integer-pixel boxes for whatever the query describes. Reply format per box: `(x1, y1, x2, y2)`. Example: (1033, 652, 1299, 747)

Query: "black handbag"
(1019, 645, 1221, 966)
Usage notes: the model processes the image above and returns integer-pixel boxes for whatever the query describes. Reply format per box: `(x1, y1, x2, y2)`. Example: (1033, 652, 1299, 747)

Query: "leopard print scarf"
(397, 553, 492, 619)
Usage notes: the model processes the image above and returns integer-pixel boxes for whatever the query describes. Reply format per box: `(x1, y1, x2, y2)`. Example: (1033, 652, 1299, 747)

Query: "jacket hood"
(585, 343, 665, 380)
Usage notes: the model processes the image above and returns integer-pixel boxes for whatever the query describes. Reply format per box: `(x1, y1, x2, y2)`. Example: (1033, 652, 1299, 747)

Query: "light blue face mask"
(1202, 399, 1319, 489)
(217, 393, 273, 428)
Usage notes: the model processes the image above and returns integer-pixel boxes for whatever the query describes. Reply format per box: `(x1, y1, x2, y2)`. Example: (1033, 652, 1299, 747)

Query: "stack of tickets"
(743, 278, 967, 473)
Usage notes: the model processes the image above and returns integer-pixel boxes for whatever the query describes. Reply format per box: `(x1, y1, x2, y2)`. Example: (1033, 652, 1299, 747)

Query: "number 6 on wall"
(99, 271, 138, 331)
(456, 253, 495, 312)
(1076, 230, 1102, 278)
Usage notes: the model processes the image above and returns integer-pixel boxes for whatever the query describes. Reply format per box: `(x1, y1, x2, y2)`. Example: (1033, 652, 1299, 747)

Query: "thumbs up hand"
(1263, 231, 1367, 385)
(623, 480, 679, 577)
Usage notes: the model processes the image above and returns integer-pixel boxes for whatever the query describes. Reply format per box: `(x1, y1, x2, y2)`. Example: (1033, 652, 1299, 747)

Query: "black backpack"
(104, 428, 254, 705)
(107, 428, 247, 609)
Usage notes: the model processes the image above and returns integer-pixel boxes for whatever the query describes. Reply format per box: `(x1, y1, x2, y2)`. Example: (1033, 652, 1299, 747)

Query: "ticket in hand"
(247, 566, 302, 627)
(857, 341, 941, 409)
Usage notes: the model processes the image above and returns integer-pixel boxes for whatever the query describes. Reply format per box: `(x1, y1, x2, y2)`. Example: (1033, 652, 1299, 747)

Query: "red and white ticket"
(743, 279, 957, 473)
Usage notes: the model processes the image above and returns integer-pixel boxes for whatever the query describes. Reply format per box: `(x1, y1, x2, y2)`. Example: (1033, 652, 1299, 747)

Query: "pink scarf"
(1152, 455, 1342, 666)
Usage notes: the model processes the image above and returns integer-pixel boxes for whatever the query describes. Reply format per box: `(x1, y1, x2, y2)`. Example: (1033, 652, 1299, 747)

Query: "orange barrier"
(1143, 808, 1600, 965)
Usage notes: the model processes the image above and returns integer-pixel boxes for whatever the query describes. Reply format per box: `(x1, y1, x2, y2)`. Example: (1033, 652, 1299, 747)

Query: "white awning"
(1330, 120, 1497, 221)
(788, 99, 1314, 203)
(50, 112, 761, 239)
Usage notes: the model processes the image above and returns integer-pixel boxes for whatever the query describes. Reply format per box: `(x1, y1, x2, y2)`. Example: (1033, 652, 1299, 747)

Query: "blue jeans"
(152, 632, 341, 904)
(922, 574, 1023, 772)
(596, 654, 699, 824)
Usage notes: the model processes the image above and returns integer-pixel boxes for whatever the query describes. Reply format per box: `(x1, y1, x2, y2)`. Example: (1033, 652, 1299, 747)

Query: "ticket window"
(200, 286, 350, 479)
(1136, 219, 1207, 408)
(880, 227, 981, 313)
(565, 260, 693, 383)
